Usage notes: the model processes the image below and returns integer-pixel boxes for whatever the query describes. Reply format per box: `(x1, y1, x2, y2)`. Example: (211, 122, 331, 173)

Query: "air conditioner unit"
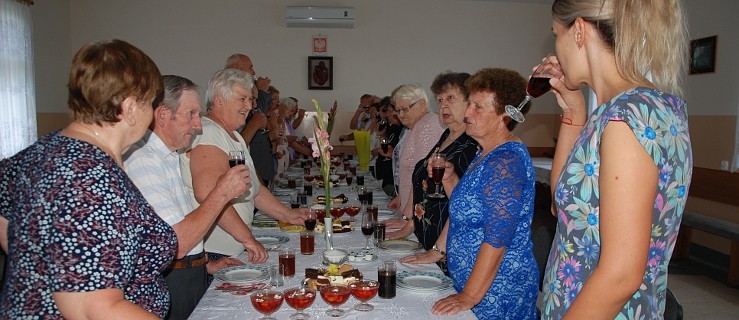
(286, 6, 355, 28)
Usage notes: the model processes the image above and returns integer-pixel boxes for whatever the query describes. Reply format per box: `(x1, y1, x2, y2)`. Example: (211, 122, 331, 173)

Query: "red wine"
(381, 143, 389, 153)
(304, 219, 317, 231)
(361, 226, 374, 236)
(526, 77, 552, 98)
(431, 166, 445, 184)
(228, 159, 245, 168)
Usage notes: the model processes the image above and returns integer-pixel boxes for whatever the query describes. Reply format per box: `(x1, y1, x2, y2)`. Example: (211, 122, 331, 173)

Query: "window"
(0, 0, 36, 159)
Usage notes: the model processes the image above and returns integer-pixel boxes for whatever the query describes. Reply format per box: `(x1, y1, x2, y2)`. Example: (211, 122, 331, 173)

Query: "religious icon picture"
(308, 56, 333, 90)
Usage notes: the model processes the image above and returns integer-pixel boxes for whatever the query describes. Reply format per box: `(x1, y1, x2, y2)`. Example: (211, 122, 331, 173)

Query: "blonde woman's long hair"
(552, 0, 689, 97)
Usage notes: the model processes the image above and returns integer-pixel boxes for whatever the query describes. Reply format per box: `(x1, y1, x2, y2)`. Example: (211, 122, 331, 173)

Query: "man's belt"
(169, 252, 208, 270)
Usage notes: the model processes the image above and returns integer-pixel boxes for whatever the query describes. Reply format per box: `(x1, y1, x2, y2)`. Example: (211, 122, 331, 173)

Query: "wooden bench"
(674, 211, 739, 286)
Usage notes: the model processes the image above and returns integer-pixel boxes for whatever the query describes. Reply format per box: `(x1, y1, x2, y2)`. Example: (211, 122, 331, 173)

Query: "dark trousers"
(163, 254, 208, 320)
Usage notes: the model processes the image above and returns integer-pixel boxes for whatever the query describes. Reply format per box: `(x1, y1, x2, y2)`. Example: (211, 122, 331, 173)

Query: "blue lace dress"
(541, 87, 692, 319)
(447, 141, 538, 319)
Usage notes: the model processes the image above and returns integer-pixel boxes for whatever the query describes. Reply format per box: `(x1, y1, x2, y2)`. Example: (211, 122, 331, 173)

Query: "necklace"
(65, 122, 123, 166)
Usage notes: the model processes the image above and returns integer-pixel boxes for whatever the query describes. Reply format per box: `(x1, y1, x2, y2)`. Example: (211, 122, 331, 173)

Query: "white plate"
(397, 271, 453, 292)
(254, 234, 290, 246)
(376, 239, 422, 253)
(214, 265, 270, 283)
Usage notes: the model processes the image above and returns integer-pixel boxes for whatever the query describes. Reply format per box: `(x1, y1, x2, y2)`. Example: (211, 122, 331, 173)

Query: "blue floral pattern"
(542, 87, 692, 319)
(447, 142, 538, 319)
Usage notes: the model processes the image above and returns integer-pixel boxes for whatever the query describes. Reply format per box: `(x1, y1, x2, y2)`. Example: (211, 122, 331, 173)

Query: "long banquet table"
(188, 168, 476, 320)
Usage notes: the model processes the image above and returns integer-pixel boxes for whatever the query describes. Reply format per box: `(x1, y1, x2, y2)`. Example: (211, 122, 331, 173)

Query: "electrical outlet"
(720, 160, 729, 171)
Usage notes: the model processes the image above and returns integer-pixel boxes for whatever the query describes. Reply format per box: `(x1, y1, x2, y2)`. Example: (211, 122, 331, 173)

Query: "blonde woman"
(541, 0, 692, 318)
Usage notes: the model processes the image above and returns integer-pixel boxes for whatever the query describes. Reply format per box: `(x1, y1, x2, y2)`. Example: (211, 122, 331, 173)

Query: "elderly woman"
(430, 68, 538, 318)
(0, 40, 175, 318)
(394, 72, 479, 275)
(542, 0, 692, 318)
(387, 83, 446, 221)
(387, 72, 478, 254)
(181, 69, 308, 265)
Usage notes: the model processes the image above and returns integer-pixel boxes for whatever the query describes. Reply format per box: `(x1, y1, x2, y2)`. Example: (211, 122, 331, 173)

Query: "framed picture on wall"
(308, 56, 333, 90)
(689, 35, 717, 75)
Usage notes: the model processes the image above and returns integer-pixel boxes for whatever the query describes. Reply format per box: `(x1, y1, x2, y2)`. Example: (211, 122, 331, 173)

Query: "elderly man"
(225, 53, 276, 187)
(124, 75, 250, 319)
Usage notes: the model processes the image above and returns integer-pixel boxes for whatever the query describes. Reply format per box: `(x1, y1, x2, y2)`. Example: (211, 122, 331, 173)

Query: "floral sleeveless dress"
(542, 87, 692, 319)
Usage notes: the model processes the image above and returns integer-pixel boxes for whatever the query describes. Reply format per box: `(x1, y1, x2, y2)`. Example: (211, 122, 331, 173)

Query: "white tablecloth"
(188, 172, 476, 320)
(531, 157, 553, 185)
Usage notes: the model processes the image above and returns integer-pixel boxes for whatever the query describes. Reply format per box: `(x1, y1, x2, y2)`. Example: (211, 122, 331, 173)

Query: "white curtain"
(0, 0, 36, 160)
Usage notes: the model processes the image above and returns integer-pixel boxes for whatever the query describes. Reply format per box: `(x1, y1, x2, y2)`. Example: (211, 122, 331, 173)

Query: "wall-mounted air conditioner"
(286, 6, 355, 29)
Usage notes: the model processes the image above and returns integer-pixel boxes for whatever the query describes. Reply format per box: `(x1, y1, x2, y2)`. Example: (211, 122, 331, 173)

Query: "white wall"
(684, 0, 739, 116)
(31, 0, 739, 120)
(32, 0, 560, 118)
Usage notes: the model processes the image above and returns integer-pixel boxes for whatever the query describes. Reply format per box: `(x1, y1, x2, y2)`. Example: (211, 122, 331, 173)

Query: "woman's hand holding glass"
(426, 158, 455, 194)
(538, 55, 587, 125)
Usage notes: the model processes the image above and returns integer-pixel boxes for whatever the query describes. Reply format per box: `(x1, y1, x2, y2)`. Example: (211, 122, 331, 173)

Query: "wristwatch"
(431, 244, 446, 257)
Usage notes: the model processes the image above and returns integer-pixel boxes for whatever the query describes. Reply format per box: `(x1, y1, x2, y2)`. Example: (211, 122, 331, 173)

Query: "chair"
(665, 288, 684, 320)
(531, 226, 555, 288)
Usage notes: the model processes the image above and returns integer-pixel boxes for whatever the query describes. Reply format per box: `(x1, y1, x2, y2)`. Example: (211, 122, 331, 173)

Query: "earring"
(576, 32, 583, 49)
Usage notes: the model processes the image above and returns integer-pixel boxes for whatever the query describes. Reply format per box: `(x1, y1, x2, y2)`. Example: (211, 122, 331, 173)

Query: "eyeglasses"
(396, 100, 420, 114)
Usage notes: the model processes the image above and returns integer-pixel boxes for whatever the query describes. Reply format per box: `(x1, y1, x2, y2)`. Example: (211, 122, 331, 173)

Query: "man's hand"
(206, 257, 244, 275)
(250, 112, 268, 130)
(283, 208, 309, 225)
(214, 165, 251, 200)
(256, 77, 271, 92)
(242, 238, 268, 263)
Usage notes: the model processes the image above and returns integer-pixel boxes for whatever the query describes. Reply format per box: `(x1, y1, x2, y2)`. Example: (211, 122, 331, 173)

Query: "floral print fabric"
(447, 142, 538, 319)
(411, 129, 478, 250)
(0, 133, 177, 318)
(542, 87, 692, 319)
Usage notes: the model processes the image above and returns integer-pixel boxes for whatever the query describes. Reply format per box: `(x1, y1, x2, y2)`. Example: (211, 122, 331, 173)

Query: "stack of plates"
(214, 264, 271, 283)
(397, 271, 453, 292)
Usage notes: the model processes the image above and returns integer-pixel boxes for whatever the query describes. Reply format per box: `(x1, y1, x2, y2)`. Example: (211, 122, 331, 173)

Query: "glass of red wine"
(283, 287, 316, 320)
(348, 280, 379, 311)
(250, 289, 284, 320)
(360, 210, 375, 250)
(505, 54, 561, 123)
(304, 210, 317, 231)
(428, 152, 447, 198)
(229, 150, 245, 168)
(320, 285, 352, 317)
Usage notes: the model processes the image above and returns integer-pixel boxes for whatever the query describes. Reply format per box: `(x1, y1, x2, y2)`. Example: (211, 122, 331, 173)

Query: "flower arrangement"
(308, 99, 336, 220)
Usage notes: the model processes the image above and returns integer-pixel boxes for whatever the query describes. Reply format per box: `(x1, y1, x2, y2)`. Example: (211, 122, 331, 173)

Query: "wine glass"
(505, 54, 561, 123)
(283, 287, 316, 320)
(345, 205, 360, 222)
(320, 285, 352, 317)
(360, 210, 375, 250)
(229, 150, 245, 168)
(304, 210, 317, 231)
(428, 152, 447, 198)
(348, 280, 380, 311)
(250, 289, 284, 320)
(380, 137, 390, 156)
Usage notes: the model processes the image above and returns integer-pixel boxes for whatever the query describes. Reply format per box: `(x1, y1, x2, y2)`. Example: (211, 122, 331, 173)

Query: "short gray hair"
(391, 83, 431, 111)
(160, 75, 198, 112)
(205, 69, 253, 110)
